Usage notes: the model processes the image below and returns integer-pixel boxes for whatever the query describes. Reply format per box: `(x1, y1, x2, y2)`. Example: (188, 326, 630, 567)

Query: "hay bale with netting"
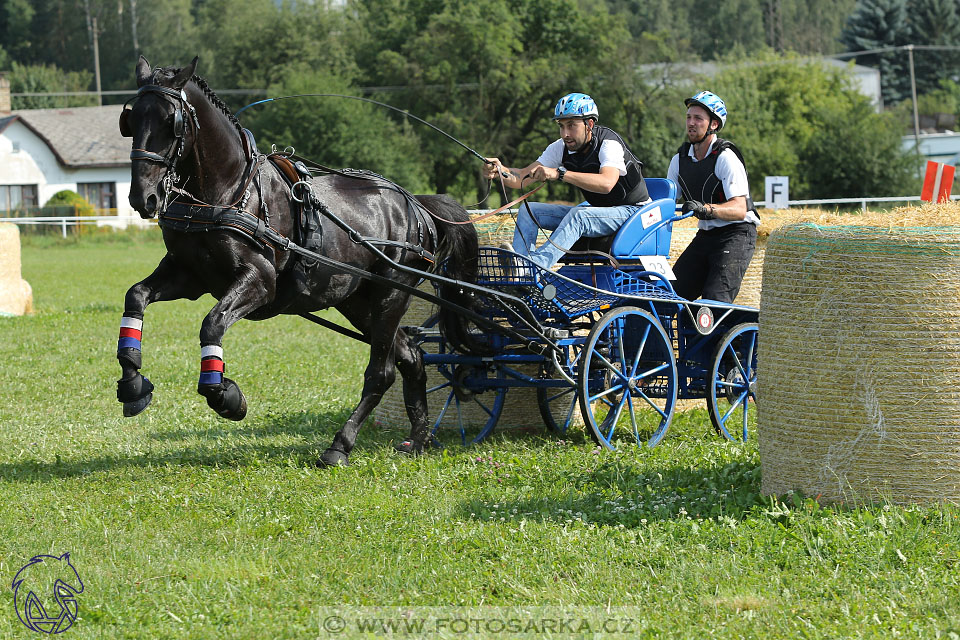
(0, 223, 33, 316)
(757, 203, 960, 504)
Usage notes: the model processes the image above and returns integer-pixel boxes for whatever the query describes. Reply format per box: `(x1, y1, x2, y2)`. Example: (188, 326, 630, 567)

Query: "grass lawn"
(0, 228, 957, 639)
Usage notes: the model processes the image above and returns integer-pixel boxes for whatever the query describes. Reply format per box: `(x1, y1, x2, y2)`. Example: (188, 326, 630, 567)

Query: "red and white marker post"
(921, 160, 956, 203)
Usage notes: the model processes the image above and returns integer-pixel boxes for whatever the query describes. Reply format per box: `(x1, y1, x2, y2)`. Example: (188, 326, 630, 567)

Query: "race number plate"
(639, 256, 676, 280)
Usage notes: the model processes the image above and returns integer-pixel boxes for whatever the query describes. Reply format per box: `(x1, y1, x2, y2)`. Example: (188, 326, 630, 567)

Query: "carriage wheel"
(427, 363, 507, 446)
(536, 341, 584, 434)
(578, 307, 677, 449)
(707, 322, 758, 442)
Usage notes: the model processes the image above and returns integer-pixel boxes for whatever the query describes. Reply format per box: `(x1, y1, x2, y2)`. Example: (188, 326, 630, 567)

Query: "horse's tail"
(415, 195, 490, 355)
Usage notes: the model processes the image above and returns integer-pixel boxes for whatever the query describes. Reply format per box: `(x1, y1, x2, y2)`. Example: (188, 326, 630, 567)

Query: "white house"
(0, 77, 136, 221)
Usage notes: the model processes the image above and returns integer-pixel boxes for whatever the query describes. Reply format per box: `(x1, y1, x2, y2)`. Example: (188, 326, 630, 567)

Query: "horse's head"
(121, 55, 199, 218)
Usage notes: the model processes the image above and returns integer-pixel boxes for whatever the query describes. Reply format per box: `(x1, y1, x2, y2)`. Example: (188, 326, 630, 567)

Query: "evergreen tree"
(841, 0, 912, 105)
(908, 0, 960, 95)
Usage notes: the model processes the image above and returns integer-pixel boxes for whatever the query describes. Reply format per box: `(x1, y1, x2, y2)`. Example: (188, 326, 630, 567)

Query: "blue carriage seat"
(558, 177, 678, 263)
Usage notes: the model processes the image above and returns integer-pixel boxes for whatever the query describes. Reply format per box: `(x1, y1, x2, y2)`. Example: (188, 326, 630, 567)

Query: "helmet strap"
(692, 124, 718, 157)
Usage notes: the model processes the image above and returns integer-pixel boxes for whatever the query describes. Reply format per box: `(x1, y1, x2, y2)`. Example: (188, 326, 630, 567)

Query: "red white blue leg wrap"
(118, 316, 143, 352)
(199, 345, 225, 386)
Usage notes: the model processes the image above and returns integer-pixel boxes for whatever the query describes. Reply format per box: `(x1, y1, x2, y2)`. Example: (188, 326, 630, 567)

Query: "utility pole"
(907, 44, 920, 151)
(92, 17, 103, 106)
(130, 0, 140, 56)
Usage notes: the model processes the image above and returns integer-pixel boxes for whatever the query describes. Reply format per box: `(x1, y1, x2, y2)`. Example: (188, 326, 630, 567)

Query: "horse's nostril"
(140, 194, 158, 219)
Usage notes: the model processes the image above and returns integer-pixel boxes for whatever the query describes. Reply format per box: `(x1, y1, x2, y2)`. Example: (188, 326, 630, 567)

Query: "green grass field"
(1, 229, 958, 639)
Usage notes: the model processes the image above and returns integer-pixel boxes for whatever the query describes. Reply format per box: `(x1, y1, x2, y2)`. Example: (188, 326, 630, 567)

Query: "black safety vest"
(677, 138, 758, 216)
(561, 125, 648, 206)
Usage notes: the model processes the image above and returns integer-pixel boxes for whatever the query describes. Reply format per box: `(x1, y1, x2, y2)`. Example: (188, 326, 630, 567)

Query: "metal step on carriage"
(407, 178, 759, 450)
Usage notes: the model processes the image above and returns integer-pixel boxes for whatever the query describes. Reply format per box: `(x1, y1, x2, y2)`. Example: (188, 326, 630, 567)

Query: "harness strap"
(162, 200, 554, 351)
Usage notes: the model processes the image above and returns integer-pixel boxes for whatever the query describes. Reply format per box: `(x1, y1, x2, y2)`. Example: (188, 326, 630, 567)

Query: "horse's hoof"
(122, 392, 152, 417)
(317, 448, 350, 468)
(118, 374, 154, 417)
(199, 378, 247, 421)
(394, 439, 425, 456)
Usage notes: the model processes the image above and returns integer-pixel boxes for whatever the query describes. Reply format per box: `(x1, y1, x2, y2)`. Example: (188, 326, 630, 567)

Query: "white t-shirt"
(536, 139, 628, 176)
(666, 139, 760, 229)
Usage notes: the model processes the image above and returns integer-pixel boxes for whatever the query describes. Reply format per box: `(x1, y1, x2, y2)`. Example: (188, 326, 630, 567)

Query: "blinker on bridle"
(119, 84, 200, 166)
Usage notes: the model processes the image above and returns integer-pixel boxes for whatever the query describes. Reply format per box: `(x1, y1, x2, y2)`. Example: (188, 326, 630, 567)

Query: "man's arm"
(710, 149, 749, 220)
(530, 165, 619, 193)
(700, 196, 747, 221)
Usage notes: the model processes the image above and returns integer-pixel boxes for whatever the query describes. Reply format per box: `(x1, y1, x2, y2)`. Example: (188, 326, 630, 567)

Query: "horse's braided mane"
(190, 74, 245, 139)
(154, 65, 245, 139)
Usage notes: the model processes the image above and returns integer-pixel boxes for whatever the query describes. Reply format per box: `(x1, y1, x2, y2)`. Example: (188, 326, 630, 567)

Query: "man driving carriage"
(482, 92, 651, 269)
(667, 90, 760, 303)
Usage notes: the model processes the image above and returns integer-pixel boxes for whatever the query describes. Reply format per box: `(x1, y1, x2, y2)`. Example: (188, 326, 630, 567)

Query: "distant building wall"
(0, 119, 134, 216)
(902, 132, 960, 166)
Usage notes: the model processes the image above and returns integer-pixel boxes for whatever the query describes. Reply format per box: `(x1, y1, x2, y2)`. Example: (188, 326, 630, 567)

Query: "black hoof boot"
(394, 439, 425, 456)
(197, 377, 247, 421)
(317, 448, 350, 468)
(117, 374, 154, 417)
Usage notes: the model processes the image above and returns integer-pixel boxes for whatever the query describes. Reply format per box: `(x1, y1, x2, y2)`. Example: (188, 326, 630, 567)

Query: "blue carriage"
(410, 178, 759, 450)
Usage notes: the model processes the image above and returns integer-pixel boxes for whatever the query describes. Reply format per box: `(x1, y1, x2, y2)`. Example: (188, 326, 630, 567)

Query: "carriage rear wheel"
(707, 322, 758, 442)
(427, 363, 507, 446)
(578, 306, 677, 449)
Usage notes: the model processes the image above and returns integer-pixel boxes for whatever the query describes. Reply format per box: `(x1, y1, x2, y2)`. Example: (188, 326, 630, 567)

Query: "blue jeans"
(512, 201, 644, 268)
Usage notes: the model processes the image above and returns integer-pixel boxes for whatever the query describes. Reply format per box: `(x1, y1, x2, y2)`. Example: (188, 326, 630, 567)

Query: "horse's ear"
(172, 56, 199, 89)
(135, 55, 151, 87)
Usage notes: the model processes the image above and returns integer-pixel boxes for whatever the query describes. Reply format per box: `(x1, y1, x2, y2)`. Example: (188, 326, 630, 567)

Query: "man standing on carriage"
(667, 90, 760, 304)
(482, 92, 651, 269)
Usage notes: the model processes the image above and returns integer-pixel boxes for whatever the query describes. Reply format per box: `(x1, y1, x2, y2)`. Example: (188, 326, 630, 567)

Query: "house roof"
(7, 105, 129, 168)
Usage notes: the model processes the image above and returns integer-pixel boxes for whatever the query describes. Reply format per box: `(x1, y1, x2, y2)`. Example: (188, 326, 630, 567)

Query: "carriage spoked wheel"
(427, 363, 507, 447)
(536, 342, 585, 434)
(578, 306, 678, 449)
(707, 322, 758, 442)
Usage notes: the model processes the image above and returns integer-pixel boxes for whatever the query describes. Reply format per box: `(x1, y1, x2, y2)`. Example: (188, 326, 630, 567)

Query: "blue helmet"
(554, 92, 599, 121)
(685, 90, 727, 131)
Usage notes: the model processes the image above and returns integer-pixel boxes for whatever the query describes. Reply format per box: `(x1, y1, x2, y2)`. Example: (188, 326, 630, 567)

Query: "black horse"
(116, 56, 479, 466)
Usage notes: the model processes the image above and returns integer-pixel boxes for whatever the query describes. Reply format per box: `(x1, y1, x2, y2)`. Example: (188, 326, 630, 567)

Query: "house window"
(77, 182, 117, 210)
(0, 184, 39, 213)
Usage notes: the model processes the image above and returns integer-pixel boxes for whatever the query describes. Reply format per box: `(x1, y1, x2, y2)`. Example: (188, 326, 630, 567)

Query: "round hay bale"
(0, 223, 32, 316)
(757, 221, 960, 504)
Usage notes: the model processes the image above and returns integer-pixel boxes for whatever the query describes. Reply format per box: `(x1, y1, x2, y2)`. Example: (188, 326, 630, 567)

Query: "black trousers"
(672, 223, 757, 303)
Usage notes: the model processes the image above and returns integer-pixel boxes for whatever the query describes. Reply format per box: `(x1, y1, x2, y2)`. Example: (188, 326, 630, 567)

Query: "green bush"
(43, 190, 95, 216)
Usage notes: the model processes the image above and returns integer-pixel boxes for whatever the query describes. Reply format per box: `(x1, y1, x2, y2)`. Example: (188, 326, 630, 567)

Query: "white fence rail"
(3, 194, 960, 238)
(0, 215, 153, 238)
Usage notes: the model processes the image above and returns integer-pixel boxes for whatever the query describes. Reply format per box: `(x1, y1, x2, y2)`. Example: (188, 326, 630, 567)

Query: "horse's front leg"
(117, 256, 205, 416)
(195, 269, 275, 421)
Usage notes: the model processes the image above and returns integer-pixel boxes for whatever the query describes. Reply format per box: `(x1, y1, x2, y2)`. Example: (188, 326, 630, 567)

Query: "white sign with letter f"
(765, 176, 789, 210)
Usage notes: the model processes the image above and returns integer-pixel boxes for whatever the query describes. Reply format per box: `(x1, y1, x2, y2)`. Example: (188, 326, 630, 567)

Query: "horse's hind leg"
(392, 329, 431, 456)
(117, 256, 204, 416)
(195, 268, 275, 420)
(319, 291, 409, 467)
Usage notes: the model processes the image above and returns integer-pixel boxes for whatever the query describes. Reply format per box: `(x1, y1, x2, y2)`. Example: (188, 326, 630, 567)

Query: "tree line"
(3, 0, 953, 202)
